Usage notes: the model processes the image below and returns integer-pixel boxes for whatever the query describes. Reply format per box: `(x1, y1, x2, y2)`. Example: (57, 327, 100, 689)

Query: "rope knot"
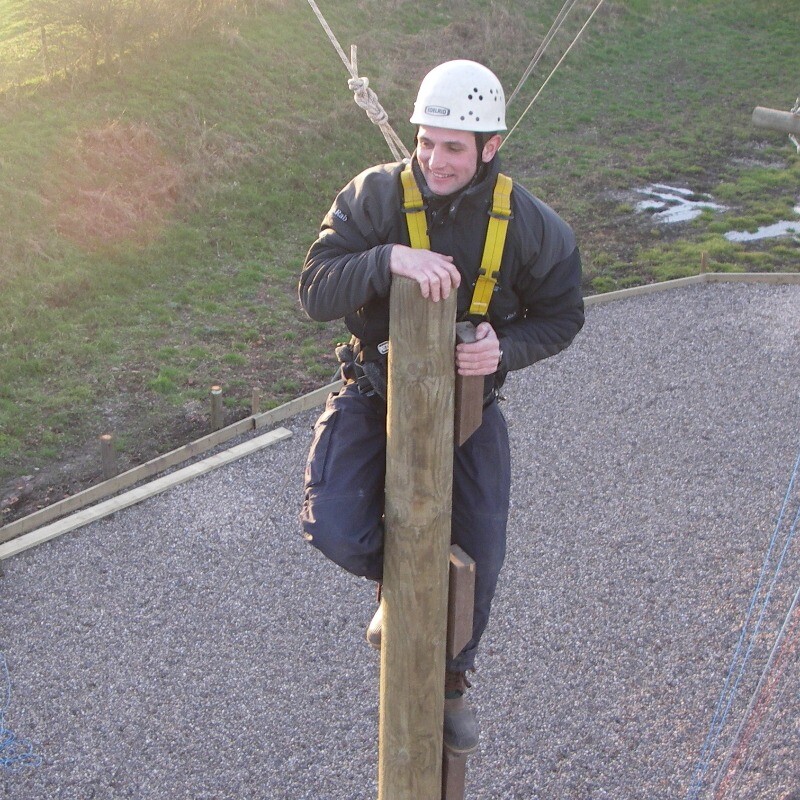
(348, 76, 389, 126)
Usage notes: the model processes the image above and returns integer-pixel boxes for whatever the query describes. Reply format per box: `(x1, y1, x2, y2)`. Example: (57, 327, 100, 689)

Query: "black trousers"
(300, 381, 511, 671)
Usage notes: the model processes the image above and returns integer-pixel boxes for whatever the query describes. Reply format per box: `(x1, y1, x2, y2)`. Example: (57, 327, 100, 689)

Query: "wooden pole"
(379, 276, 457, 800)
(752, 106, 800, 136)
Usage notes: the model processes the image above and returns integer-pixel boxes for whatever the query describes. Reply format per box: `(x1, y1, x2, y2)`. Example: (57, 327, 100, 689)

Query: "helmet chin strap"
(475, 132, 488, 170)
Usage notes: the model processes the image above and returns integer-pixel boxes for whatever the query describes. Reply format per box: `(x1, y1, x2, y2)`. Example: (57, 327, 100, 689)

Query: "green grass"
(1, 0, 799, 504)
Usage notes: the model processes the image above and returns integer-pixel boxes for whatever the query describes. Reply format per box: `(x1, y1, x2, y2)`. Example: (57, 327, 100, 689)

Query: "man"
(299, 60, 584, 754)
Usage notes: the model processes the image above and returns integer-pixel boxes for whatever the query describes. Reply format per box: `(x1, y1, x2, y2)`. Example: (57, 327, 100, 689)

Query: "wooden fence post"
(99, 433, 116, 480)
(210, 385, 223, 431)
(379, 276, 457, 800)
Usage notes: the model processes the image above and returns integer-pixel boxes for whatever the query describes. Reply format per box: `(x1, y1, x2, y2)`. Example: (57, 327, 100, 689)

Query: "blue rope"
(686, 442, 800, 799)
(0, 652, 42, 772)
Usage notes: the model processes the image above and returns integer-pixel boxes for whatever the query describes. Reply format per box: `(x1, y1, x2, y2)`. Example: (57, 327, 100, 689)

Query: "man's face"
(415, 126, 482, 196)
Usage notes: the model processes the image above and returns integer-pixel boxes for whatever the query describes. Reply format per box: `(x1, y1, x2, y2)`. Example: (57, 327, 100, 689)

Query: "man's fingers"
(474, 321, 492, 340)
(456, 323, 500, 375)
(422, 263, 458, 302)
(389, 246, 460, 301)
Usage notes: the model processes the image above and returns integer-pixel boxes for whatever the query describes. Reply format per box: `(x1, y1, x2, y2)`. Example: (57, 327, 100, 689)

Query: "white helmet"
(410, 60, 506, 132)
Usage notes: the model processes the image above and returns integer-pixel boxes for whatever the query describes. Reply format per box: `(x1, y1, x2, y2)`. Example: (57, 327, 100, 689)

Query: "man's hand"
(389, 245, 461, 302)
(456, 322, 502, 376)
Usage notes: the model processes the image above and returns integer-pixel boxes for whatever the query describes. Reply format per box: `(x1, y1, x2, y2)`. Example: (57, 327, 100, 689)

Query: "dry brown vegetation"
(44, 120, 183, 250)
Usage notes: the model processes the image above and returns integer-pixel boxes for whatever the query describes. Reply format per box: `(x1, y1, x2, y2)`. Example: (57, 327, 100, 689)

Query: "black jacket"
(300, 155, 584, 391)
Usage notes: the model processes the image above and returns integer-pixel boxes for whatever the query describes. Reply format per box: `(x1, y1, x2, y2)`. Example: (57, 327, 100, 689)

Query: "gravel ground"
(1, 282, 799, 800)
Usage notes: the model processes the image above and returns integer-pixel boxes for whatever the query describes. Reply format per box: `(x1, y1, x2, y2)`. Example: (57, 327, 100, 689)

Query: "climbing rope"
(307, 0, 606, 157)
(711, 580, 800, 797)
(723, 600, 800, 797)
(0, 652, 42, 772)
(501, 0, 607, 150)
(686, 441, 800, 799)
(306, 0, 410, 162)
(505, 0, 584, 108)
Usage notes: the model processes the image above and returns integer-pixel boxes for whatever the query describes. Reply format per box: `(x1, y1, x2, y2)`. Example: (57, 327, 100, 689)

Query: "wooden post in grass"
(210, 385, 223, 431)
(99, 434, 116, 480)
(752, 106, 800, 136)
(251, 387, 261, 415)
(379, 276, 457, 800)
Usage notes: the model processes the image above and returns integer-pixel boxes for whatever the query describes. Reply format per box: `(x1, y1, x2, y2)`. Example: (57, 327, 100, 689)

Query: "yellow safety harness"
(400, 163, 513, 317)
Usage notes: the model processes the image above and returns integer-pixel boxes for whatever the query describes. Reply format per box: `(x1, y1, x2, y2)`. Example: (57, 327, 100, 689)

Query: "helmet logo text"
(424, 105, 450, 117)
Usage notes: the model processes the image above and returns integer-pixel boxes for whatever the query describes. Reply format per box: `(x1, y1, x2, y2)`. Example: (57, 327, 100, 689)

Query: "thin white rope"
(306, 0, 410, 162)
(501, 0, 606, 150)
(506, 0, 582, 108)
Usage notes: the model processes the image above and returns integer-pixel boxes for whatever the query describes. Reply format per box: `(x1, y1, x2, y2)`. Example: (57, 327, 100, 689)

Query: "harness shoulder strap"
(469, 172, 513, 317)
(400, 164, 430, 250)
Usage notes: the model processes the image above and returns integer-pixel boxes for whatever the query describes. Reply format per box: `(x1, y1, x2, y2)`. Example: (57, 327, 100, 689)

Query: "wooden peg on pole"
(442, 544, 476, 800)
(454, 322, 484, 447)
(379, 276, 457, 800)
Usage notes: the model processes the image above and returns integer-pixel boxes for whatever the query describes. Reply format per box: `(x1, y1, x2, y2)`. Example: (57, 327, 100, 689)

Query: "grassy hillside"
(1, 0, 798, 518)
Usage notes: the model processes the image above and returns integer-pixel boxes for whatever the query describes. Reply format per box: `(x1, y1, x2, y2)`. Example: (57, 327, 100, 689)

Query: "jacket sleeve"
(299, 168, 398, 322)
(496, 193, 585, 373)
(498, 245, 584, 373)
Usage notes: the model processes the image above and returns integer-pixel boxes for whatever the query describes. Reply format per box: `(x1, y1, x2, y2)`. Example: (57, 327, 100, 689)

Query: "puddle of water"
(724, 205, 800, 242)
(635, 183, 727, 223)
(635, 183, 800, 242)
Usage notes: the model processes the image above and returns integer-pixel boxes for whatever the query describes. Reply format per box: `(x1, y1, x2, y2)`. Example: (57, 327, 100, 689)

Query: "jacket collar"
(411, 154, 501, 221)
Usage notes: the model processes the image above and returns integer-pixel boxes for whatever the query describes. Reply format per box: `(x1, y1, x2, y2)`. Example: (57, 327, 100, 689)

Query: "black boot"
(443, 670, 480, 754)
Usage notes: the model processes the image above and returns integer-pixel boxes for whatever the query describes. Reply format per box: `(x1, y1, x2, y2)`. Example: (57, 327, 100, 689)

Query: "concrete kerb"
(0, 271, 797, 559)
(0, 427, 293, 560)
(0, 381, 341, 555)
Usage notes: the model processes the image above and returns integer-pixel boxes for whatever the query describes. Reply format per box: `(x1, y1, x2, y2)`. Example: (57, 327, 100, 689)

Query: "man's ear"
(481, 134, 503, 163)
